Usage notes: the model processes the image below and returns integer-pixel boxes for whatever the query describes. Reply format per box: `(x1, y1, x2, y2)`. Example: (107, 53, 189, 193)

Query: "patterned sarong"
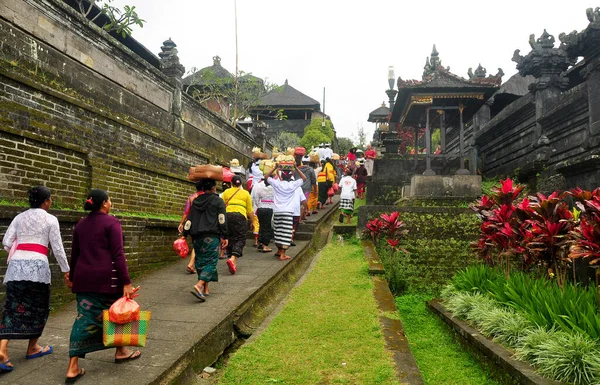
(194, 236, 220, 282)
(339, 199, 354, 215)
(68, 292, 121, 357)
(273, 212, 294, 247)
(0, 281, 50, 339)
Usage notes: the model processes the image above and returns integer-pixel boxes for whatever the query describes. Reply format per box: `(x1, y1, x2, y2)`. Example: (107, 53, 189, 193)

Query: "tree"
(185, 67, 282, 125)
(337, 137, 354, 155)
(354, 124, 367, 149)
(75, 0, 144, 37)
(274, 132, 301, 151)
(302, 119, 335, 143)
(300, 130, 331, 151)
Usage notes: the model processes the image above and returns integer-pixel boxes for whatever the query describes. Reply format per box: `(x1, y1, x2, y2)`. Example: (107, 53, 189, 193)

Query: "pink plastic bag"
(109, 296, 141, 324)
(173, 237, 189, 258)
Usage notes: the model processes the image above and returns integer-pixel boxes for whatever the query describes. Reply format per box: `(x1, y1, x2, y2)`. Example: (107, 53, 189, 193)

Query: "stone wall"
(471, 12, 600, 190)
(0, 0, 260, 213)
(0, 205, 182, 311)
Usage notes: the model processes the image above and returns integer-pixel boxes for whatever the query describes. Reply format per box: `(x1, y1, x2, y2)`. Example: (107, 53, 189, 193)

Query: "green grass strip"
(395, 294, 500, 385)
(220, 239, 400, 385)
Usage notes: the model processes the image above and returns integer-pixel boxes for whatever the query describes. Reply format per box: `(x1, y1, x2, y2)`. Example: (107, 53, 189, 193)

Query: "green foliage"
(302, 118, 335, 144)
(395, 294, 500, 385)
(273, 132, 301, 150)
(533, 331, 600, 385)
(337, 137, 354, 155)
(431, 128, 440, 149)
(300, 128, 331, 151)
(75, 0, 145, 37)
(451, 265, 600, 340)
(481, 178, 501, 196)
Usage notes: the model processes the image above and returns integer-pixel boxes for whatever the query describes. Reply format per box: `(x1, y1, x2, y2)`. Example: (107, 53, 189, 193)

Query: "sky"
(110, 0, 595, 143)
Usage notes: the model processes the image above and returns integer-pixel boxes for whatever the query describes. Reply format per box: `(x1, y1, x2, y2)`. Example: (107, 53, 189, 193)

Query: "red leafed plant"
(523, 191, 575, 287)
(568, 188, 600, 274)
(470, 178, 527, 275)
(364, 212, 409, 256)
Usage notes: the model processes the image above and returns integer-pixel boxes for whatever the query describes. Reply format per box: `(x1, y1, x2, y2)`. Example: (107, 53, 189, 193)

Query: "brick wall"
(0, 0, 259, 214)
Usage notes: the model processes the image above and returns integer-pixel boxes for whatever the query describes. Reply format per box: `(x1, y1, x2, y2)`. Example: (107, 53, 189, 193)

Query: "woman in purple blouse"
(65, 189, 139, 384)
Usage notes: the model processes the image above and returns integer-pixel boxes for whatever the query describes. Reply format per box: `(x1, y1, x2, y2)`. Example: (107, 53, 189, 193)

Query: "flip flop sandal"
(115, 350, 142, 363)
(226, 259, 236, 275)
(190, 290, 206, 302)
(26, 345, 53, 359)
(186, 266, 196, 274)
(0, 360, 13, 373)
(65, 368, 85, 384)
(260, 248, 273, 253)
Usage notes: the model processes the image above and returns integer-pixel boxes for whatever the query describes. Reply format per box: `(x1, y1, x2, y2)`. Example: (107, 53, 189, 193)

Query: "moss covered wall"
(0, 0, 258, 214)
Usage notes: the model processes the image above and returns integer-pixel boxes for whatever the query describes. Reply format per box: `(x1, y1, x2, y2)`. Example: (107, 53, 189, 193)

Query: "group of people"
(180, 155, 314, 303)
(0, 144, 377, 382)
(1, 186, 140, 383)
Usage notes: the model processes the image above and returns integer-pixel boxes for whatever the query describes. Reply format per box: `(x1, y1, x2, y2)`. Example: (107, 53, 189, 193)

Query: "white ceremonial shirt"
(2, 208, 70, 284)
(267, 177, 304, 213)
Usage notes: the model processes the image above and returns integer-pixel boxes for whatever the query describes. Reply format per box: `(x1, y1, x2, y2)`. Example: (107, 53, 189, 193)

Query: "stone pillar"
(512, 30, 573, 170)
(423, 108, 435, 175)
(456, 104, 470, 175)
(158, 38, 185, 137)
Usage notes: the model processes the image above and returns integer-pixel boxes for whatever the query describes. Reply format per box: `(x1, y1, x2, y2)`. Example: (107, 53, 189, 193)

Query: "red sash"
(16, 243, 49, 255)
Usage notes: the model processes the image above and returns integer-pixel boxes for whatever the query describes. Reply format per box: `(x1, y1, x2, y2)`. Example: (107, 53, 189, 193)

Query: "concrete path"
(2, 197, 340, 385)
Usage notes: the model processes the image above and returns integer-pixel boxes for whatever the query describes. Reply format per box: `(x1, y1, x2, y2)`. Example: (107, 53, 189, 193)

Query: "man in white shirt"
(290, 186, 307, 247)
(339, 169, 357, 224)
(264, 163, 306, 260)
(317, 143, 325, 161)
(323, 143, 333, 160)
(251, 179, 275, 253)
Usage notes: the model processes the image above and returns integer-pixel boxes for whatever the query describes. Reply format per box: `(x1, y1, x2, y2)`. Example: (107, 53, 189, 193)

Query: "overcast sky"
(111, 0, 594, 143)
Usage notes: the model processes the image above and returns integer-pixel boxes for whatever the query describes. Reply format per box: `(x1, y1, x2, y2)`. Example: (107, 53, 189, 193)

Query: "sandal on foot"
(190, 290, 206, 302)
(26, 345, 53, 359)
(226, 259, 236, 275)
(115, 350, 141, 364)
(65, 368, 85, 384)
(259, 247, 273, 253)
(186, 266, 196, 274)
(0, 360, 13, 373)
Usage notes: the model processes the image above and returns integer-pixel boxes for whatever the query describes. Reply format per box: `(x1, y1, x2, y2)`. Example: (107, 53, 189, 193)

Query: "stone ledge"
(364, 239, 423, 384)
(427, 300, 565, 385)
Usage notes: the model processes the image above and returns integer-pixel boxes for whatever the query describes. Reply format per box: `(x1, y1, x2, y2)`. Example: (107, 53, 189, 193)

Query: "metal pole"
(423, 107, 435, 175)
(233, 0, 239, 124)
(440, 110, 446, 152)
(457, 104, 470, 175)
(414, 125, 418, 170)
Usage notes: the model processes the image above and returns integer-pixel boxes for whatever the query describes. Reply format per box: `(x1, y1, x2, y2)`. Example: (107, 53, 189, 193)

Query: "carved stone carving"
(560, 7, 600, 65)
(512, 30, 573, 92)
(159, 38, 185, 79)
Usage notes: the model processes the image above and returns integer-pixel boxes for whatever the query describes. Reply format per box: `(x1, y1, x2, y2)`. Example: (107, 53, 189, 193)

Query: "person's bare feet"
(278, 255, 291, 261)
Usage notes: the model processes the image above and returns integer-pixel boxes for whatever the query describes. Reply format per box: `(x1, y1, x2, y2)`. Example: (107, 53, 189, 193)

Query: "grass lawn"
(395, 294, 500, 385)
(219, 238, 400, 385)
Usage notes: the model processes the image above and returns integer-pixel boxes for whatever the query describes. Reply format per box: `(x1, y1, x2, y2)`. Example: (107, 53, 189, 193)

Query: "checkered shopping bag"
(102, 310, 151, 347)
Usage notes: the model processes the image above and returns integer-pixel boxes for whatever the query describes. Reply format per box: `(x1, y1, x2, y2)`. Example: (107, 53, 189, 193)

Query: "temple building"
(249, 80, 322, 139)
(389, 45, 503, 175)
(367, 102, 390, 147)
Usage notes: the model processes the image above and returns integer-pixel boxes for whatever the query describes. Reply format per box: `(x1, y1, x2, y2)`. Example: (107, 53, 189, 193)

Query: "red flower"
(17, 304, 25, 314)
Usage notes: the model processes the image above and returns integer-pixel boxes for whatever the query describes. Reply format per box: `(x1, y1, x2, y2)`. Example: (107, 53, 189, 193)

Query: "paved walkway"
(2, 197, 339, 385)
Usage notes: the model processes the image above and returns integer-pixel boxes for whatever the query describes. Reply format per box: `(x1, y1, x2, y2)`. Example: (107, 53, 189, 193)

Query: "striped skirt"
(273, 212, 294, 247)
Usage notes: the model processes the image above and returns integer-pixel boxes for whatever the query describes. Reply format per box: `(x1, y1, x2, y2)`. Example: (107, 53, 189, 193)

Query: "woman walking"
(316, 159, 335, 209)
(251, 178, 274, 252)
(183, 179, 228, 301)
(178, 181, 205, 274)
(264, 164, 306, 260)
(221, 176, 255, 275)
(65, 189, 140, 384)
(0, 186, 70, 373)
